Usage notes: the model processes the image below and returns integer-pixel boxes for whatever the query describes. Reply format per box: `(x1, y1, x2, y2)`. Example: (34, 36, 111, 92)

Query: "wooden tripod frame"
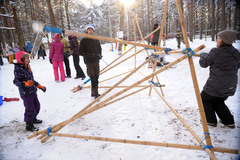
(28, 0, 238, 159)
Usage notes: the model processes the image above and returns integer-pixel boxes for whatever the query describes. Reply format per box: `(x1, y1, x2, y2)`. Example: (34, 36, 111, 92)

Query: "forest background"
(0, 0, 239, 51)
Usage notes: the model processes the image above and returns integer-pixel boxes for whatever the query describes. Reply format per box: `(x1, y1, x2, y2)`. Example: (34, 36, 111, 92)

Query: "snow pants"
(52, 61, 65, 81)
(73, 55, 85, 78)
(21, 93, 40, 123)
(64, 56, 71, 77)
(201, 91, 235, 125)
(86, 63, 99, 95)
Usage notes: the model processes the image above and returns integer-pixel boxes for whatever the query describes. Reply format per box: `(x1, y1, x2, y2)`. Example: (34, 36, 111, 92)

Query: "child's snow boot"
(26, 122, 39, 132)
(33, 118, 42, 124)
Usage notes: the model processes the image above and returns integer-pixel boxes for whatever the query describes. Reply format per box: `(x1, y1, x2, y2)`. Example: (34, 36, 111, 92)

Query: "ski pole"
(101, 58, 109, 66)
(71, 78, 91, 93)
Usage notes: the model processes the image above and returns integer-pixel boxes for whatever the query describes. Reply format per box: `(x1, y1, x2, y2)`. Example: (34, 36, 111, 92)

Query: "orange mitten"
(37, 84, 46, 92)
(23, 80, 34, 87)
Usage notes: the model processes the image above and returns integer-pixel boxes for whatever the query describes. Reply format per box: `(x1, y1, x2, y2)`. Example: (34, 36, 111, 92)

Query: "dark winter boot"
(26, 122, 39, 132)
(91, 87, 100, 99)
(33, 118, 42, 124)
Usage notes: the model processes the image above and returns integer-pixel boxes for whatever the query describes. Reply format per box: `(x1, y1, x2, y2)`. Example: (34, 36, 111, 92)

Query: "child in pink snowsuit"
(49, 33, 65, 82)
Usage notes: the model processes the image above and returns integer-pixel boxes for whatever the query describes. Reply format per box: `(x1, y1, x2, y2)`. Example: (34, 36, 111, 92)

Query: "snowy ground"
(0, 38, 240, 160)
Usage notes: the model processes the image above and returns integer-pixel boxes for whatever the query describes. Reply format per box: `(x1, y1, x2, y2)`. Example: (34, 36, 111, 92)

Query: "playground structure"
(28, 0, 239, 159)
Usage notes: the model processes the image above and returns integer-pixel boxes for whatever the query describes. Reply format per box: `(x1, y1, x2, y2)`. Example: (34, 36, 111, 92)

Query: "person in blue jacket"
(26, 41, 33, 54)
(199, 30, 240, 128)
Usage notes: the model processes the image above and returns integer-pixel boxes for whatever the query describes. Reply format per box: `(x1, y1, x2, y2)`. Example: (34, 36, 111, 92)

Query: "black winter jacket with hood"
(199, 44, 240, 97)
(79, 38, 102, 64)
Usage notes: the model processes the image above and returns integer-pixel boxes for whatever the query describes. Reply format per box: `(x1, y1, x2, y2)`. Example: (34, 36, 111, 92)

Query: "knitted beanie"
(217, 30, 238, 45)
(86, 24, 95, 31)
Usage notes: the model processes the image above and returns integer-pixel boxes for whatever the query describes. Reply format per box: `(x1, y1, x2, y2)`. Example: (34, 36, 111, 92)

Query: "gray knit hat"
(217, 30, 238, 45)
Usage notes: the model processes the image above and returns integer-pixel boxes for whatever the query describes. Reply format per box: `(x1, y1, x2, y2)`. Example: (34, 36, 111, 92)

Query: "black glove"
(49, 59, 52, 64)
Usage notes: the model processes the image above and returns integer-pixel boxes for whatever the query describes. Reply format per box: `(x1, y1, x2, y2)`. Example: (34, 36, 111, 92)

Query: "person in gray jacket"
(199, 30, 240, 128)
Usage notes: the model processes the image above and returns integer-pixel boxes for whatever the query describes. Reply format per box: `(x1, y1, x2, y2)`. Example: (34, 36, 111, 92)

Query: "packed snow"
(0, 38, 239, 160)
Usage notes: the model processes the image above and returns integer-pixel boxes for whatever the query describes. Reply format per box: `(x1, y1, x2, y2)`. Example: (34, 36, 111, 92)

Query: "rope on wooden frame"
(47, 127, 52, 137)
(182, 48, 195, 57)
(149, 81, 161, 87)
(150, 53, 159, 59)
(164, 48, 172, 55)
(200, 133, 215, 151)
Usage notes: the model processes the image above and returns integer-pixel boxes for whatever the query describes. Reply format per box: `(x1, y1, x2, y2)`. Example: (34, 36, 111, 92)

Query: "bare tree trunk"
(12, 6, 25, 51)
(31, 0, 36, 20)
(23, 0, 31, 40)
(216, 0, 220, 39)
(64, 0, 70, 30)
(54, 0, 59, 27)
(119, 3, 125, 32)
(147, 0, 150, 34)
(221, 0, 226, 30)
(228, 0, 231, 29)
(42, 0, 46, 23)
(180, 0, 184, 18)
(211, 0, 215, 41)
(60, 0, 64, 30)
(200, 0, 204, 40)
(233, 1, 239, 30)
(166, 11, 168, 39)
(151, 0, 153, 29)
(46, 0, 56, 27)
(127, 7, 131, 39)
(1, 0, 12, 47)
(35, 0, 39, 20)
(189, 0, 193, 42)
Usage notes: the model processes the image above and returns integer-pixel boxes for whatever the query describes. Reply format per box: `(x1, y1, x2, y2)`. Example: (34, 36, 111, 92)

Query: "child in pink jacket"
(49, 33, 65, 82)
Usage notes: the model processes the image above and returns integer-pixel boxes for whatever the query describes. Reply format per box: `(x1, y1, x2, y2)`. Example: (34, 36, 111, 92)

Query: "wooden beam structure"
(27, 0, 238, 159)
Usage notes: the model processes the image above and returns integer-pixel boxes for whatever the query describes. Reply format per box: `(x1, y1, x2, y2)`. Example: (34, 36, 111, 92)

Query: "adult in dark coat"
(37, 43, 45, 60)
(68, 35, 86, 79)
(176, 28, 182, 49)
(79, 24, 102, 98)
(150, 23, 169, 65)
(199, 30, 240, 128)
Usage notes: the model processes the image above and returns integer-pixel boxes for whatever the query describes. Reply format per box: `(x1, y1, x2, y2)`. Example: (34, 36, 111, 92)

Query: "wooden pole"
(150, 83, 217, 159)
(154, 50, 200, 57)
(30, 32, 39, 56)
(100, 48, 144, 75)
(132, 11, 150, 57)
(83, 85, 152, 89)
(176, 0, 214, 154)
(148, 57, 163, 96)
(100, 26, 164, 74)
(133, 5, 137, 68)
(132, 10, 164, 96)
(28, 58, 152, 141)
(81, 47, 204, 124)
(136, 70, 166, 93)
(65, 31, 165, 51)
(157, 0, 169, 47)
(40, 86, 151, 143)
(85, 86, 150, 116)
(98, 70, 131, 83)
(49, 133, 238, 155)
(28, 45, 204, 141)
